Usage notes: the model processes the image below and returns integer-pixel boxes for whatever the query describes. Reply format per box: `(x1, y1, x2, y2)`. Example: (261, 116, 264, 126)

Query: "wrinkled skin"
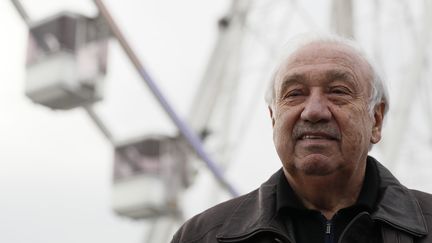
(269, 42, 385, 190)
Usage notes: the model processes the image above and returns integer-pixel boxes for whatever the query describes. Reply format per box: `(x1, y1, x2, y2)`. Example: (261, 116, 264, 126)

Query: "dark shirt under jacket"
(276, 158, 381, 243)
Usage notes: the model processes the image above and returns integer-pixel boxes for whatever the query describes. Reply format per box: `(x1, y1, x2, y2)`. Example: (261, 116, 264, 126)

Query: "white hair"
(265, 33, 389, 117)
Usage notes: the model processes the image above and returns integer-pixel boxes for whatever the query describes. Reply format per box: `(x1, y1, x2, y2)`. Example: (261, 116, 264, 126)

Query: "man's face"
(270, 42, 384, 178)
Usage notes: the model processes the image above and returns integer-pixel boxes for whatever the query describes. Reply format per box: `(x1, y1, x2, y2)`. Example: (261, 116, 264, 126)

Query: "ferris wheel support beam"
(186, 0, 253, 206)
(10, 0, 239, 196)
(92, 0, 239, 197)
(10, 0, 30, 25)
(187, 0, 251, 161)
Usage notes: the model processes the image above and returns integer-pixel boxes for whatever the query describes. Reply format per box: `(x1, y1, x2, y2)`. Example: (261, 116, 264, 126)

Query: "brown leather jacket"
(171, 157, 432, 243)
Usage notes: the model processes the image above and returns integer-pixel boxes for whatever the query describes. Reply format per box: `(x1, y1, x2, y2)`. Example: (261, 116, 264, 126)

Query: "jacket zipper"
(325, 220, 334, 243)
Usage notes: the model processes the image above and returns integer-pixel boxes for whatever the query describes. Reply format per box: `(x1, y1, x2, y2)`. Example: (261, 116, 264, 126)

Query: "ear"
(268, 106, 275, 127)
(370, 102, 385, 144)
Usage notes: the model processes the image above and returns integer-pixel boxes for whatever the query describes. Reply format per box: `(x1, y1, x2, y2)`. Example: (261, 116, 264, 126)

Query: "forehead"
(276, 42, 372, 88)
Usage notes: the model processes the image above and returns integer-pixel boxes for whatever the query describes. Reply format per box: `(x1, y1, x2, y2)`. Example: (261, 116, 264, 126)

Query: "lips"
(299, 132, 338, 140)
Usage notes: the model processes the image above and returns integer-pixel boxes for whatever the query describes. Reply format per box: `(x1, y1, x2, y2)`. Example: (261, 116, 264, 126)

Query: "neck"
(284, 163, 366, 219)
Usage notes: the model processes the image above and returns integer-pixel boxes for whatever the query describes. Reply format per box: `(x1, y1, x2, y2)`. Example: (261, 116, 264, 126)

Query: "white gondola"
(111, 135, 191, 219)
(25, 12, 108, 110)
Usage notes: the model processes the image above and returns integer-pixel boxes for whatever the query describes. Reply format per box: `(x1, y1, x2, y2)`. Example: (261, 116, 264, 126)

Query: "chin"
(294, 154, 335, 176)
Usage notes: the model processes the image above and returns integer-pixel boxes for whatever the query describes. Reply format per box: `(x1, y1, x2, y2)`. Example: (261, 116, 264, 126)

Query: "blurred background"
(1, 0, 431, 242)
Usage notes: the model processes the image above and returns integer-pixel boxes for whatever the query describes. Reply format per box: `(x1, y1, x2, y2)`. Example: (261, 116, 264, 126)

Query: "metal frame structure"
(10, 0, 238, 196)
(92, 0, 239, 197)
(10, 0, 240, 242)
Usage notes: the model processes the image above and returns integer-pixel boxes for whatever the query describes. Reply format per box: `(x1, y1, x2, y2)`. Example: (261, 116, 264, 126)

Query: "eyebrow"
(278, 74, 306, 96)
(324, 70, 355, 83)
(277, 69, 357, 97)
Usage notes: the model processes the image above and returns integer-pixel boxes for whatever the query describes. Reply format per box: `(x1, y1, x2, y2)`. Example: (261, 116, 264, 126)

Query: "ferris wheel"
(10, 0, 432, 242)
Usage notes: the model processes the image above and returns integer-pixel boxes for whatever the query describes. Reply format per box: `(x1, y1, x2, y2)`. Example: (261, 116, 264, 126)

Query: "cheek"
(273, 119, 290, 146)
(273, 123, 296, 169)
(341, 110, 373, 147)
(272, 111, 297, 149)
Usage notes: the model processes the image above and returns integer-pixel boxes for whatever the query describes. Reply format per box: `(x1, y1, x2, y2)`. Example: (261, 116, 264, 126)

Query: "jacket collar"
(216, 169, 293, 242)
(217, 157, 428, 241)
(373, 159, 428, 237)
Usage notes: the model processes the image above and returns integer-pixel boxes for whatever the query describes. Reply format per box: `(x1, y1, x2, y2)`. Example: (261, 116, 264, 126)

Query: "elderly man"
(171, 34, 432, 243)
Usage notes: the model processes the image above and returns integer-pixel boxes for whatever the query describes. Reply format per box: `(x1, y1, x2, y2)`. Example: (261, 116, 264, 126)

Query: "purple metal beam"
(93, 0, 239, 197)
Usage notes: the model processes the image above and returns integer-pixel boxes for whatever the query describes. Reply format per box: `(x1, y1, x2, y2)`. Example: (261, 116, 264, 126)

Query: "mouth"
(298, 133, 339, 141)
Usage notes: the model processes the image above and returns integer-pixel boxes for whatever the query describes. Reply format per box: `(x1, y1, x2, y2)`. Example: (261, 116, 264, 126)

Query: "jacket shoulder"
(411, 189, 432, 215)
(410, 190, 432, 243)
(171, 190, 257, 243)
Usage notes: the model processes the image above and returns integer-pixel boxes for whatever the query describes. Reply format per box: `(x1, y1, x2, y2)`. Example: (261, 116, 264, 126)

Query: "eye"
(329, 86, 351, 95)
(283, 89, 304, 98)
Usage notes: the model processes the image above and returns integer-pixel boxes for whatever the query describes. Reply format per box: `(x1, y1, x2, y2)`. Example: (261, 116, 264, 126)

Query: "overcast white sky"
(1, 1, 432, 243)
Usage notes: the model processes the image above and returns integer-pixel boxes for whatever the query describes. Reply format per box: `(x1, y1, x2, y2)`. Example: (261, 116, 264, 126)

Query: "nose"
(300, 91, 332, 123)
